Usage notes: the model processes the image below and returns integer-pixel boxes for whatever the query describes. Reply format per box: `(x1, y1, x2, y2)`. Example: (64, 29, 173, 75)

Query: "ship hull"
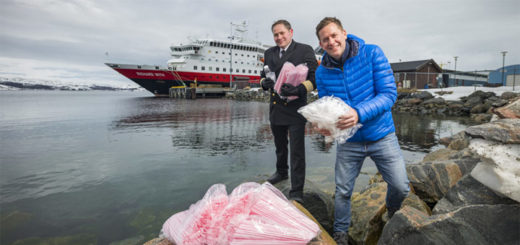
(106, 63, 261, 96)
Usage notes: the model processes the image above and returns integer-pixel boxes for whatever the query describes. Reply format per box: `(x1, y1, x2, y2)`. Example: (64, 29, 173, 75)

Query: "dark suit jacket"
(262, 40, 318, 125)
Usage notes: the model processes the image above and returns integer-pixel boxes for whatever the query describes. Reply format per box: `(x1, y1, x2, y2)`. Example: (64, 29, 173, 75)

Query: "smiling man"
(260, 19, 317, 204)
(314, 17, 410, 245)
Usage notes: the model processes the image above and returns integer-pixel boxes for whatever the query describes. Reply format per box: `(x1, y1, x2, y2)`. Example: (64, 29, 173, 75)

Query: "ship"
(106, 22, 270, 96)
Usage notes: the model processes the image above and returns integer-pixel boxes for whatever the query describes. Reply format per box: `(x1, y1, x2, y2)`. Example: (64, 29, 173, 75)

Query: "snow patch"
(469, 138, 520, 202)
(421, 86, 517, 101)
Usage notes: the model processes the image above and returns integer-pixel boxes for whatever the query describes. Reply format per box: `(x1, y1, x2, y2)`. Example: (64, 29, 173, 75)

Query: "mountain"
(0, 77, 142, 91)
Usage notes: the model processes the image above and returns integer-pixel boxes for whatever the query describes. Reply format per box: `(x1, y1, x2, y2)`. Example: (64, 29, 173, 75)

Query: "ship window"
(202, 66, 205, 71)
(241, 54, 244, 57)
(155, 66, 159, 69)
(255, 70, 258, 74)
(248, 70, 251, 74)
(194, 66, 197, 70)
(216, 67, 220, 72)
(137, 65, 141, 69)
(242, 69, 245, 73)
(209, 66, 212, 71)
(247, 55, 250, 57)
(235, 61, 237, 64)
(223, 68, 226, 72)
(241, 62, 244, 64)
(201, 58, 204, 61)
(208, 58, 212, 61)
(235, 53, 237, 56)
(236, 69, 239, 72)
(215, 51, 218, 54)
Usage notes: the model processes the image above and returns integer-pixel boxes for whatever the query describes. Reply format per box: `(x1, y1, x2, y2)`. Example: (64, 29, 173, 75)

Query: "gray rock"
(494, 98, 520, 119)
(465, 118, 520, 144)
(422, 97, 446, 105)
(470, 113, 492, 123)
(470, 103, 490, 114)
(433, 174, 518, 214)
(378, 204, 520, 245)
(501, 91, 519, 100)
(464, 96, 483, 107)
(406, 157, 478, 206)
(412, 91, 434, 100)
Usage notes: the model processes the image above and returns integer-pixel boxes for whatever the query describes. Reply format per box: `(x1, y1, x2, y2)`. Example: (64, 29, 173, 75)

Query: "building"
(390, 59, 442, 89)
(440, 69, 489, 87)
(488, 64, 520, 87)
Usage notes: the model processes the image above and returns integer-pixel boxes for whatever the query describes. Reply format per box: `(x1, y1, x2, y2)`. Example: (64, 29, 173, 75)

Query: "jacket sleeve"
(303, 45, 318, 90)
(315, 68, 330, 98)
(352, 45, 396, 123)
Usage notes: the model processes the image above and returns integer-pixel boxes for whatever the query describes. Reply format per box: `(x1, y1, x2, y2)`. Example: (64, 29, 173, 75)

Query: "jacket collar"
(321, 34, 362, 69)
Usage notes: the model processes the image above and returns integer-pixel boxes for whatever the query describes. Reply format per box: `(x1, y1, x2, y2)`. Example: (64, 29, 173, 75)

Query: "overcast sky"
(0, 0, 518, 85)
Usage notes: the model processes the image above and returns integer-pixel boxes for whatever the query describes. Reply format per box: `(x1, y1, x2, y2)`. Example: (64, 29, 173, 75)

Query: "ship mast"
(228, 21, 249, 89)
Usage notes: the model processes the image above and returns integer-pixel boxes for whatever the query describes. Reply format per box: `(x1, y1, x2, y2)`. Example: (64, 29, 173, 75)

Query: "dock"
(169, 86, 236, 99)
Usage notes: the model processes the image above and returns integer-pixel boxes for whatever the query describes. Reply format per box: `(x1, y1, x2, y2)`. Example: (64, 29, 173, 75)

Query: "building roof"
(390, 59, 442, 72)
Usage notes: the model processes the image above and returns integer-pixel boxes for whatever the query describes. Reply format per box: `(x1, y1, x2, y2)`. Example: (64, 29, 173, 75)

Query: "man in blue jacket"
(314, 17, 410, 245)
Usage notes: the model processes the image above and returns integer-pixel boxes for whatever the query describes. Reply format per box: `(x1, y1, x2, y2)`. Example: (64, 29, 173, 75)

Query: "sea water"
(0, 90, 472, 244)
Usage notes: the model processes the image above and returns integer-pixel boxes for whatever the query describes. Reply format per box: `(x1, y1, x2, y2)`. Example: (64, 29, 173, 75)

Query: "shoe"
(289, 195, 304, 204)
(267, 172, 288, 185)
(333, 232, 349, 245)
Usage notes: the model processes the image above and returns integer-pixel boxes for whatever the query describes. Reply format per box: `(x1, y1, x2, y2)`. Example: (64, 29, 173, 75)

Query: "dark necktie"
(280, 50, 285, 58)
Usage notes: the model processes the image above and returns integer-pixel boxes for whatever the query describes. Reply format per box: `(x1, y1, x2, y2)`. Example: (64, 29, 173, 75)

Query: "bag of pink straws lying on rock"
(161, 182, 321, 245)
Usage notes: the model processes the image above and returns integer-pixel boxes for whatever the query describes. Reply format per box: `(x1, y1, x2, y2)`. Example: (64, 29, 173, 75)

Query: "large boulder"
(465, 118, 520, 144)
(433, 174, 518, 214)
(501, 91, 519, 100)
(412, 91, 434, 100)
(349, 182, 430, 245)
(494, 98, 520, 119)
(378, 204, 520, 245)
(406, 157, 478, 206)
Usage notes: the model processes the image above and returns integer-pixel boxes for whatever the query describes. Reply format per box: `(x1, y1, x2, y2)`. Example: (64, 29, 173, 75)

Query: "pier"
(169, 85, 236, 99)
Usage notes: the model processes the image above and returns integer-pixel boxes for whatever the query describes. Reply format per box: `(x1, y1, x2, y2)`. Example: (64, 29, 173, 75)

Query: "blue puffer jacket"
(315, 34, 397, 142)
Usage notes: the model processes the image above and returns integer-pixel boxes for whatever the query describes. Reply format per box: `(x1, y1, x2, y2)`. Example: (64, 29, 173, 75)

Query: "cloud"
(0, 0, 519, 84)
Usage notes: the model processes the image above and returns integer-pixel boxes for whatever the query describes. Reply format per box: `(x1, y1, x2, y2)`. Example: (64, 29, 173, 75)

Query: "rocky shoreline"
(146, 95, 519, 245)
(226, 88, 519, 123)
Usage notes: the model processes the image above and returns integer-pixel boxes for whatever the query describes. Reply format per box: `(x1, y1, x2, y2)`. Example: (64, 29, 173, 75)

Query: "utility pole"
(453, 56, 458, 86)
(501, 51, 507, 86)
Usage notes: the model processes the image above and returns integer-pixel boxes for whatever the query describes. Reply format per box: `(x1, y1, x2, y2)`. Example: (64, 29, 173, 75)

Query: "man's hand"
(336, 109, 359, 130)
(281, 84, 305, 96)
(261, 78, 275, 90)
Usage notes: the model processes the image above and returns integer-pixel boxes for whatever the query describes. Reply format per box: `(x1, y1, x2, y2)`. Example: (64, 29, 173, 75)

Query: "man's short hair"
(272, 19, 292, 32)
(315, 17, 344, 39)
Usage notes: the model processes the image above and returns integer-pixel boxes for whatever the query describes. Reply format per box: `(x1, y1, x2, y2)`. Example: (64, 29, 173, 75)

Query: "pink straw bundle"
(273, 62, 309, 101)
(162, 182, 320, 245)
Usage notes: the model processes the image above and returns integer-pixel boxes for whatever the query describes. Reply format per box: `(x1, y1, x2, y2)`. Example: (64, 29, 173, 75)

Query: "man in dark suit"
(260, 19, 318, 203)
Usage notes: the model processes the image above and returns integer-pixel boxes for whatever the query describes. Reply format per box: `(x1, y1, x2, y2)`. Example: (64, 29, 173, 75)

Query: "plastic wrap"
(162, 184, 229, 245)
(162, 182, 320, 245)
(298, 96, 362, 144)
(273, 62, 309, 101)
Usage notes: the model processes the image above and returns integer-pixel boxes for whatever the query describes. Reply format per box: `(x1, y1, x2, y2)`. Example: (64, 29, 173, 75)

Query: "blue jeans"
(333, 132, 410, 232)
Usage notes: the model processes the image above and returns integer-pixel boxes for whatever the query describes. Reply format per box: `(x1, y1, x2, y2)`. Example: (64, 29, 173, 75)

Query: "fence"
(393, 71, 489, 89)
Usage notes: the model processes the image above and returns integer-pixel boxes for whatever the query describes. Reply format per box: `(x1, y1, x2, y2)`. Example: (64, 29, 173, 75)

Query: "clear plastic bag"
(162, 182, 320, 245)
(298, 96, 362, 144)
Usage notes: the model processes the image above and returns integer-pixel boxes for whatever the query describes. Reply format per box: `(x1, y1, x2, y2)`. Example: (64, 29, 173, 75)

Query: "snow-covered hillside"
(0, 77, 141, 91)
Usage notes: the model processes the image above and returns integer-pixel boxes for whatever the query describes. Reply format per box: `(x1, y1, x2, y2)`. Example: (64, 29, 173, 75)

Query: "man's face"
(272, 24, 293, 49)
(318, 23, 347, 60)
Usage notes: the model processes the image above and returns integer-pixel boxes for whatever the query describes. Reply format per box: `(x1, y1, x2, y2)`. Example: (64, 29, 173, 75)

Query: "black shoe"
(333, 232, 349, 245)
(267, 172, 288, 185)
(289, 195, 304, 204)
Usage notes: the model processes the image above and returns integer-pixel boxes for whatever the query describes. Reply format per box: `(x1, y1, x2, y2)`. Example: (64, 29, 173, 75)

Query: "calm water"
(0, 90, 474, 244)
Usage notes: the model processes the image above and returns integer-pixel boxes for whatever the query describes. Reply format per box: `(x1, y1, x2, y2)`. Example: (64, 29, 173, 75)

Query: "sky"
(0, 0, 519, 85)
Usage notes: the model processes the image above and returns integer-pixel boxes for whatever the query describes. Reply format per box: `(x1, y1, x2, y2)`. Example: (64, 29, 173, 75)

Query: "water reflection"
(114, 98, 274, 155)
(393, 112, 474, 152)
